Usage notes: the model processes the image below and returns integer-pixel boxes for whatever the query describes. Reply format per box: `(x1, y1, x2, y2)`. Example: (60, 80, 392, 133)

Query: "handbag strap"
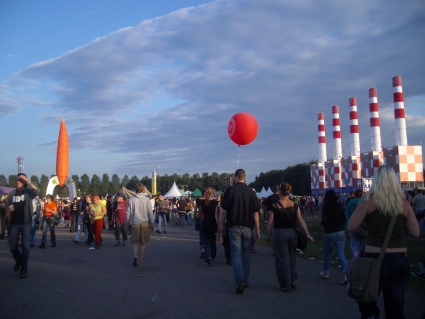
(275, 201, 296, 228)
(377, 216, 397, 263)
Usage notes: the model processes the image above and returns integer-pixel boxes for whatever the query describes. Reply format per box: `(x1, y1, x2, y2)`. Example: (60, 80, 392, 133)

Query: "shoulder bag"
(347, 216, 396, 303)
(276, 201, 308, 250)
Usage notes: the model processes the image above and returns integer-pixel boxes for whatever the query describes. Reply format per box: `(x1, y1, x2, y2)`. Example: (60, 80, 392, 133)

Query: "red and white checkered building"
(311, 76, 424, 194)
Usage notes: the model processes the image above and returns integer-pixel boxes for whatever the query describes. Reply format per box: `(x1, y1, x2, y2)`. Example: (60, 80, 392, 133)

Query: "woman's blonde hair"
(366, 165, 404, 216)
(204, 188, 213, 206)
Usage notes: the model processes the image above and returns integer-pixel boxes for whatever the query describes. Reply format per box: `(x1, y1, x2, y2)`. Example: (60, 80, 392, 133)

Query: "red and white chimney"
(349, 97, 360, 156)
(332, 105, 342, 160)
(318, 112, 327, 163)
(369, 88, 382, 152)
(392, 76, 408, 146)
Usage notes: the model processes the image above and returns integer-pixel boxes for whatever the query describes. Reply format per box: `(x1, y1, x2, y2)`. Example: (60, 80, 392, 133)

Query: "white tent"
(163, 182, 184, 199)
(256, 187, 268, 198)
(265, 187, 273, 197)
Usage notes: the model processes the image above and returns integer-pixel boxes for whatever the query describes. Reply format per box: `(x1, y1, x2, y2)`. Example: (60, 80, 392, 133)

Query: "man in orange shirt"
(39, 194, 58, 249)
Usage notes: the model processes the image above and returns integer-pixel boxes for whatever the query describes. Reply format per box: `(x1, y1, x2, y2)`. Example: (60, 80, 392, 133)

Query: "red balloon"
(228, 112, 259, 146)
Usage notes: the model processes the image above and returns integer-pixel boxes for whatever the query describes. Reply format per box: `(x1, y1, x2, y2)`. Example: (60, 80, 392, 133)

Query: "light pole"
(16, 157, 24, 173)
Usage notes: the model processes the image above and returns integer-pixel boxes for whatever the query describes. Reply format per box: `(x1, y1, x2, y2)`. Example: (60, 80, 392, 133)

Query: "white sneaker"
(320, 272, 329, 279)
(342, 274, 348, 285)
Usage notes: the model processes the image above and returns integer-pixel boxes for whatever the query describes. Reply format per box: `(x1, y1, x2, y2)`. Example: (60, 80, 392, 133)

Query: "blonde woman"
(348, 166, 420, 319)
(89, 195, 106, 249)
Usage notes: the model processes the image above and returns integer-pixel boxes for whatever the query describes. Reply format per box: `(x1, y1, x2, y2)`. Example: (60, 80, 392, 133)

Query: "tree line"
(0, 162, 313, 198)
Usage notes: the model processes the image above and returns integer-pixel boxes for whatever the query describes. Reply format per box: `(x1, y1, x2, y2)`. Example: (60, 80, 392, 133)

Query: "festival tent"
(0, 186, 14, 195)
(163, 182, 184, 199)
(191, 188, 202, 197)
(256, 187, 268, 198)
(265, 188, 273, 197)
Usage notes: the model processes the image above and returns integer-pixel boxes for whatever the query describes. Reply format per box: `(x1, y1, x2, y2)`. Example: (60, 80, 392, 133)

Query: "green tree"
(80, 174, 90, 195)
(191, 173, 203, 191)
(39, 175, 49, 198)
(121, 175, 130, 188)
(0, 174, 8, 186)
(126, 175, 140, 190)
(100, 174, 110, 195)
(110, 174, 121, 194)
(90, 174, 100, 194)
(8, 175, 16, 187)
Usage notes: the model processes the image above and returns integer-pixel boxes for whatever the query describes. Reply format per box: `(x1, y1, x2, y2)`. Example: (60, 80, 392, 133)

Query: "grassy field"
(258, 210, 425, 295)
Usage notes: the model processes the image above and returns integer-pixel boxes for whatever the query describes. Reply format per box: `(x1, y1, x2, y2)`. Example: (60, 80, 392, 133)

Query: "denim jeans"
(178, 212, 186, 227)
(9, 224, 31, 272)
(229, 226, 253, 284)
(204, 236, 217, 261)
(114, 222, 128, 241)
(187, 211, 193, 226)
(349, 232, 366, 257)
(359, 252, 410, 319)
(41, 217, 56, 244)
(157, 213, 167, 233)
(30, 214, 37, 244)
(74, 215, 86, 241)
(323, 230, 348, 275)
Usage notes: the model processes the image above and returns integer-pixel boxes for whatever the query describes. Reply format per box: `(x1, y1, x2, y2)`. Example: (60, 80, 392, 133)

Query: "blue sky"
(1, 0, 424, 184)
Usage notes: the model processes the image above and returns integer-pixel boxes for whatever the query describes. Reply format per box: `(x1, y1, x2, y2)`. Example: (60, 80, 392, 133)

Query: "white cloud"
(0, 0, 424, 183)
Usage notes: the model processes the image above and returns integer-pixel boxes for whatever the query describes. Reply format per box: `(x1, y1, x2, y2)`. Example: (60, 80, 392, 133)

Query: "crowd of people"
(0, 167, 424, 318)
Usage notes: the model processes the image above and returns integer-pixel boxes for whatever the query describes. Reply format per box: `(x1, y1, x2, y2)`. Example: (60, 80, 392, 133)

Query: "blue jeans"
(323, 230, 348, 275)
(187, 211, 193, 226)
(349, 232, 366, 257)
(9, 224, 31, 273)
(178, 212, 186, 227)
(41, 216, 56, 244)
(229, 226, 253, 284)
(30, 214, 37, 244)
(74, 215, 86, 241)
(157, 213, 167, 233)
(204, 237, 217, 261)
(359, 252, 410, 319)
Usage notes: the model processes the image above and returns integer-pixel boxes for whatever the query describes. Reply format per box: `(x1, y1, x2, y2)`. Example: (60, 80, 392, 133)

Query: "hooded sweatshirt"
(126, 193, 154, 226)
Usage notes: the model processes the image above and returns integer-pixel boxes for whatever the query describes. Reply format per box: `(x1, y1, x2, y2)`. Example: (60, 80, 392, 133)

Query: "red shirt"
(115, 200, 128, 223)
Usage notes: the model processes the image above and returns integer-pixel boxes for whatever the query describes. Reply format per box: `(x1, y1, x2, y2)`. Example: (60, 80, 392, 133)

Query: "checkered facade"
(360, 151, 384, 179)
(325, 160, 342, 188)
(310, 162, 326, 190)
(383, 145, 424, 182)
(341, 156, 361, 188)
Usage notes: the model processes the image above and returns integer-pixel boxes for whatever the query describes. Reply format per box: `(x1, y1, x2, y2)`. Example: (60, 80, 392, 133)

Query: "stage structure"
(311, 76, 424, 195)
(46, 118, 77, 199)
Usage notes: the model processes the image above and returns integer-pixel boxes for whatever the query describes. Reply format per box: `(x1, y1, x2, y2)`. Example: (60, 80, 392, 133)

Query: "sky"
(1, 0, 425, 185)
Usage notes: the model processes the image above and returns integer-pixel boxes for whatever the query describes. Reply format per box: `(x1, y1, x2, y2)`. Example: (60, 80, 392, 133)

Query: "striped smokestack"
(318, 112, 327, 163)
(349, 97, 360, 156)
(369, 88, 382, 152)
(332, 105, 342, 160)
(392, 76, 408, 145)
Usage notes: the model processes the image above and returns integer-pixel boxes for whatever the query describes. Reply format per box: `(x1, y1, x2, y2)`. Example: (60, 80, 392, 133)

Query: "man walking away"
(126, 183, 154, 268)
(220, 169, 261, 294)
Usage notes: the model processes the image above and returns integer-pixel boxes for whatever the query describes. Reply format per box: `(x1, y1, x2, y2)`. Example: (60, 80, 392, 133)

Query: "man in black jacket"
(6, 173, 40, 279)
(220, 169, 261, 294)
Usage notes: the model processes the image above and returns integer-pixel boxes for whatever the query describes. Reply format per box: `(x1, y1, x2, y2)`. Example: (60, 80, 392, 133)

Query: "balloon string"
(237, 145, 240, 168)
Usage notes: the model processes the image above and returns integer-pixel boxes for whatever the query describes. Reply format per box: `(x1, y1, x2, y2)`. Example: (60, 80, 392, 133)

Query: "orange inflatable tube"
(56, 118, 69, 187)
